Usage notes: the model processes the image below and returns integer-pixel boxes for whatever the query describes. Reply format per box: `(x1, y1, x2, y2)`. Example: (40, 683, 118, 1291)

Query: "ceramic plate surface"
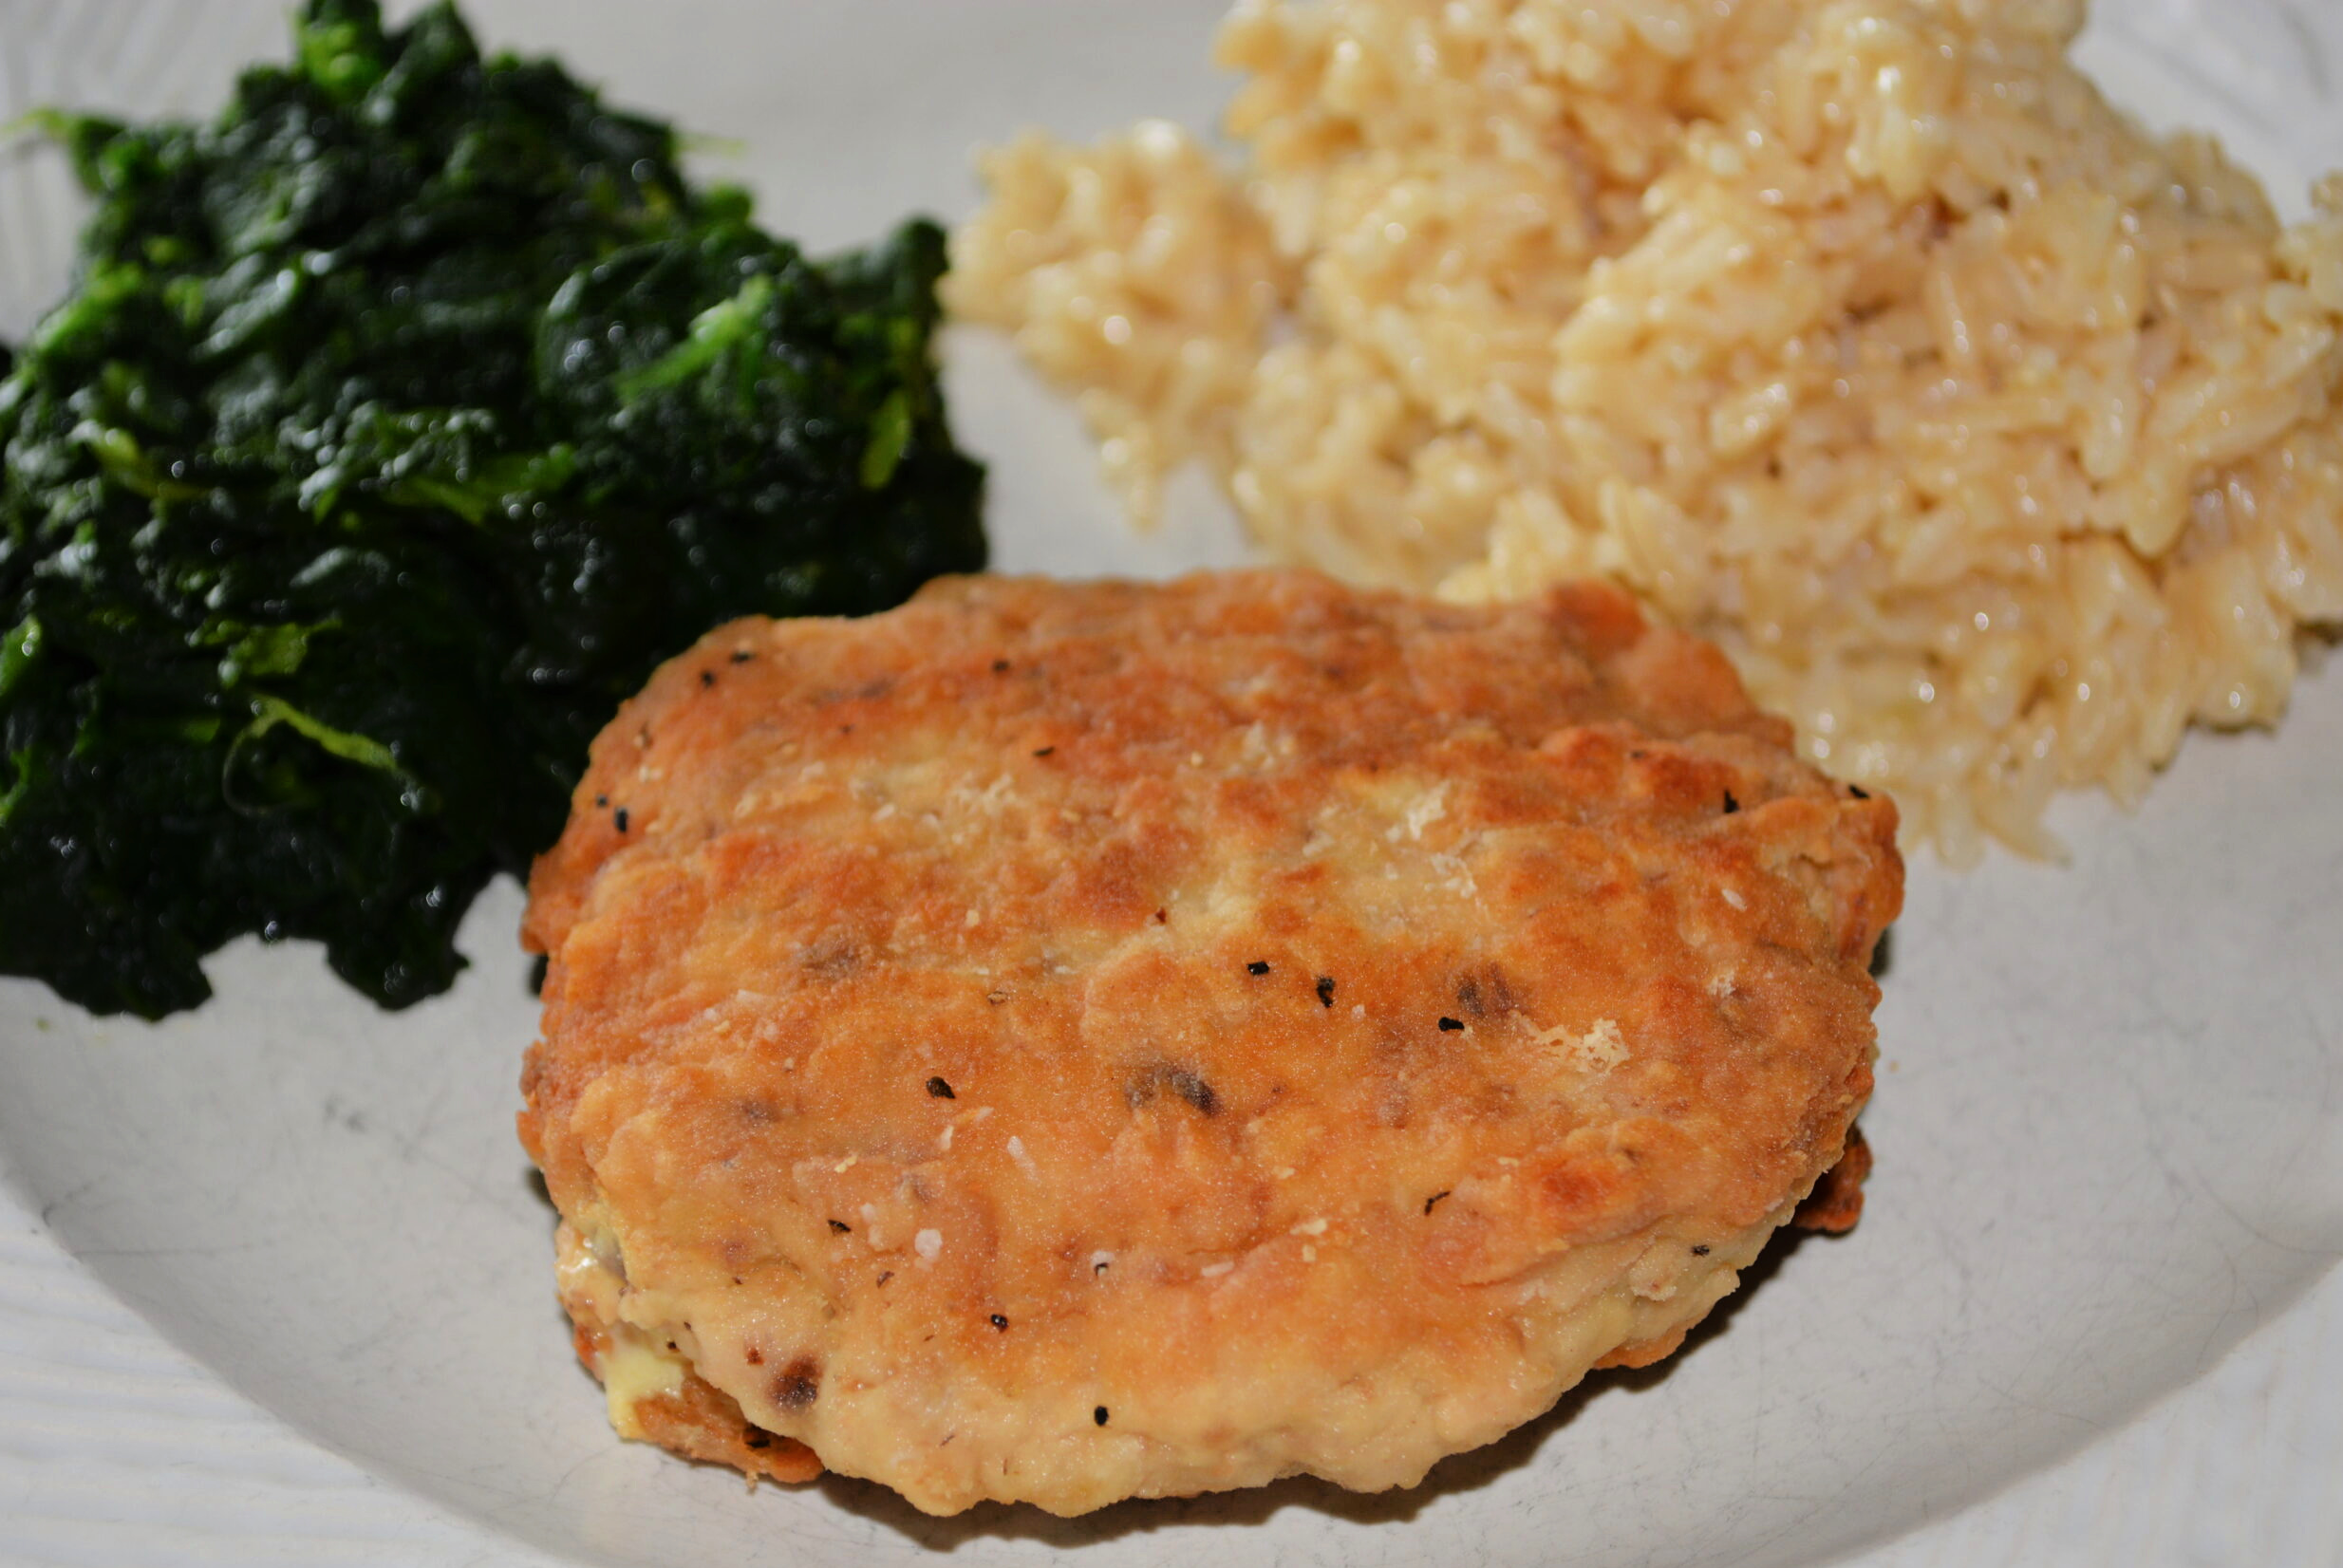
(1, 3, 2340, 1565)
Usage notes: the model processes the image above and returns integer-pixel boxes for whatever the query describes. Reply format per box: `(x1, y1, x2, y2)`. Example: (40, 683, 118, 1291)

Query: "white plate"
(2, 3, 2340, 1564)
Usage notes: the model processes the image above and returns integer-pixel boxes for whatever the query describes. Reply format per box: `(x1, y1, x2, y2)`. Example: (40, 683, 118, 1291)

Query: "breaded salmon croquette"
(517, 569, 1901, 1517)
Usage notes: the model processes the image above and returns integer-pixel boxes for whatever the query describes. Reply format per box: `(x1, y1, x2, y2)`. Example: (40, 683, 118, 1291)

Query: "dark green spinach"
(0, 0, 984, 1018)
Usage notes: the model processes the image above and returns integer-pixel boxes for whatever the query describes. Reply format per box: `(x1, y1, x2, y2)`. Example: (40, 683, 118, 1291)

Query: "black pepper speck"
(1246, 961, 1270, 976)
(927, 1075, 955, 1099)
(1437, 1016, 1464, 1032)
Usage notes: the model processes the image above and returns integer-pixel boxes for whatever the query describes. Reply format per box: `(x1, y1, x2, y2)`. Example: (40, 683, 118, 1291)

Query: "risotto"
(946, 0, 2343, 862)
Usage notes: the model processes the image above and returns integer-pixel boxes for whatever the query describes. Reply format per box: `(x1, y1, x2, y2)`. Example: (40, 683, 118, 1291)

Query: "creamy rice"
(946, 0, 2343, 861)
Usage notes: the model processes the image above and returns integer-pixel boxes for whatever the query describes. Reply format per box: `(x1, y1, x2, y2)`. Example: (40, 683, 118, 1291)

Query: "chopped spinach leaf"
(0, 0, 984, 1018)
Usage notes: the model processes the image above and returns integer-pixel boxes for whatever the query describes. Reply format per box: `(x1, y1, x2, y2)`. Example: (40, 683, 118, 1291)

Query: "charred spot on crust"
(773, 1358, 820, 1409)
(1722, 790, 1739, 814)
(1129, 1063, 1218, 1116)
(1169, 1069, 1217, 1113)
(1095, 1406, 1110, 1425)
(799, 938, 860, 978)
(1423, 1190, 1451, 1215)
(927, 1075, 956, 1099)
(612, 806, 630, 833)
(1246, 961, 1270, 976)
(1437, 1016, 1465, 1033)
(1317, 976, 1336, 1007)
(1486, 967, 1519, 1012)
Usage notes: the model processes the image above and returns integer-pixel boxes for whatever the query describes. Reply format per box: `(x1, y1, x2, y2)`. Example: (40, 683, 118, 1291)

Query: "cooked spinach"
(0, 0, 984, 1018)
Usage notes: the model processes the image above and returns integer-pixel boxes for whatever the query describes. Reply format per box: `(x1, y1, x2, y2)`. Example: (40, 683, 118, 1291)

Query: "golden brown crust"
(518, 569, 1902, 1515)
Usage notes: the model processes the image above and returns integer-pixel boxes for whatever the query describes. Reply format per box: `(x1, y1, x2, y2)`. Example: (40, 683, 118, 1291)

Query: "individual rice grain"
(945, 0, 2343, 862)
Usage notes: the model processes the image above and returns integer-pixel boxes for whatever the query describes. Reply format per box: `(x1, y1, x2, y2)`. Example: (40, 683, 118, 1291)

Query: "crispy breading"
(518, 569, 1901, 1517)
